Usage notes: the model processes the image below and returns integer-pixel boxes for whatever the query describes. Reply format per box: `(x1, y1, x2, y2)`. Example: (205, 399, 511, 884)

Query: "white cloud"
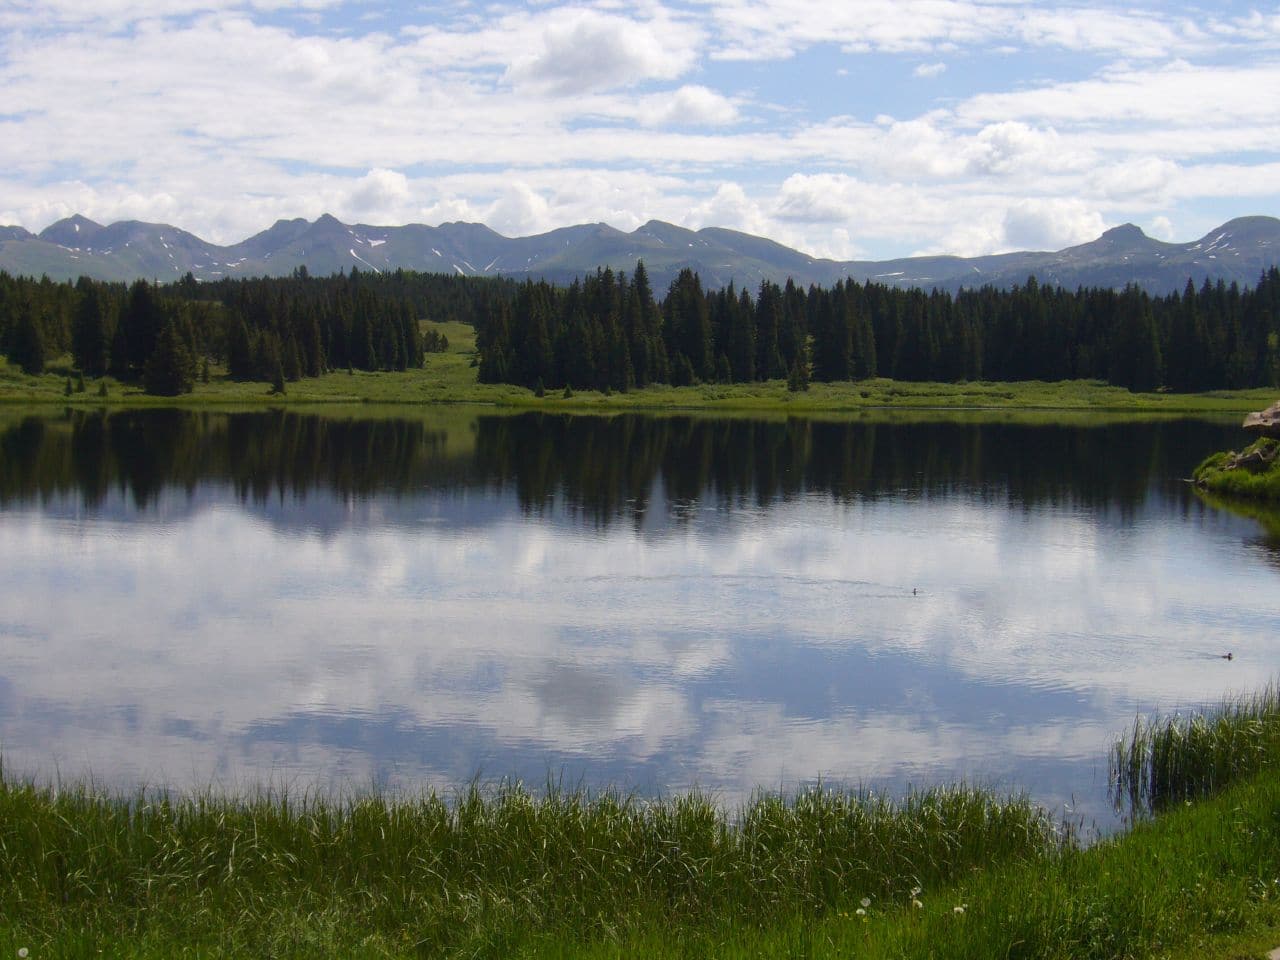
(345, 168, 412, 221)
(502, 7, 700, 93)
(1001, 198, 1107, 251)
(1014, 8, 1199, 59)
(964, 122, 1087, 177)
(687, 181, 769, 235)
(483, 181, 554, 237)
(1149, 215, 1176, 241)
(914, 61, 947, 78)
(638, 85, 740, 127)
(959, 60, 1280, 128)
(1087, 157, 1179, 202)
(775, 173, 864, 224)
(0, 1, 1276, 259)
(706, 0, 998, 59)
(700, 0, 1276, 62)
(0, 0, 341, 30)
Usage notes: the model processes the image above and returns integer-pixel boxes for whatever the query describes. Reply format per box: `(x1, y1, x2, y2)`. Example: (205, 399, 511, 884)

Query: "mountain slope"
(1, 213, 1277, 295)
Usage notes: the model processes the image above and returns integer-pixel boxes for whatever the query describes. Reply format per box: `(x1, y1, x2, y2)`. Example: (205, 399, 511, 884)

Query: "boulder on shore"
(1221, 442, 1278, 473)
(1243, 400, 1280, 439)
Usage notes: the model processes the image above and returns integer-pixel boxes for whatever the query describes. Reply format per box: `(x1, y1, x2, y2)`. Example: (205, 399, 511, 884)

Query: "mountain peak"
(1, 212, 1277, 294)
(1100, 223, 1147, 242)
(39, 214, 106, 246)
(1198, 216, 1280, 244)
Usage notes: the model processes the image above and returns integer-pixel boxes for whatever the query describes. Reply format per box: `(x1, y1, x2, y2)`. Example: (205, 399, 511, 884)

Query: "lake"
(1, 406, 1276, 830)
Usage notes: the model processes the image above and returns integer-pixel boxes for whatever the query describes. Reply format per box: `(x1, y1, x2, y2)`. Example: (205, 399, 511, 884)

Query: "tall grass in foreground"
(1111, 682, 1280, 816)
(554, 771, 1280, 960)
(0, 772, 1062, 957)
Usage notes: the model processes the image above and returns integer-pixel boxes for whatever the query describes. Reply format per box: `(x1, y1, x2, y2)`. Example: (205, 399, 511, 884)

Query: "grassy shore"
(0, 778, 1060, 959)
(2, 321, 1275, 413)
(6, 687, 1280, 959)
(1194, 438, 1280, 501)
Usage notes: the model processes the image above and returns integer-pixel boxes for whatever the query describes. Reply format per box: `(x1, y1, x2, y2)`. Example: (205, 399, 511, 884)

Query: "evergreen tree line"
(0, 267, 510, 395)
(477, 265, 1280, 393)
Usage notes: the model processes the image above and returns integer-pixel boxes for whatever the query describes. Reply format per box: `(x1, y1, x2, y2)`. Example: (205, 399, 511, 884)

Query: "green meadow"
(1, 319, 1275, 414)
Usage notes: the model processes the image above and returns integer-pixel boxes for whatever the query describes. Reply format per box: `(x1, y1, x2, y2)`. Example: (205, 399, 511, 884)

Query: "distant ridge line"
(1, 212, 1277, 296)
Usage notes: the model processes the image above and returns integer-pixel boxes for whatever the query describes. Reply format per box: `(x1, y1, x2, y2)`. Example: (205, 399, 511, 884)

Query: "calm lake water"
(1, 406, 1277, 829)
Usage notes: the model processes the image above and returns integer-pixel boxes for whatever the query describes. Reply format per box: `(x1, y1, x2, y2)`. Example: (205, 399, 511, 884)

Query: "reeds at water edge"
(1111, 682, 1280, 817)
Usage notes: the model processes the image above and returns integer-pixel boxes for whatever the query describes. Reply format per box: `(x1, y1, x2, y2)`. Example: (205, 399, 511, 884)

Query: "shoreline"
(5, 690, 1280, 959)
(2, 363, 1275, 416)
(1193, 438, 1280, 501)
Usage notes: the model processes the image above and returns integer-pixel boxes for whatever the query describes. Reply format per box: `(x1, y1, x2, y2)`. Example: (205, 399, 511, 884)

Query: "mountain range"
(1, 212, 1277, 295)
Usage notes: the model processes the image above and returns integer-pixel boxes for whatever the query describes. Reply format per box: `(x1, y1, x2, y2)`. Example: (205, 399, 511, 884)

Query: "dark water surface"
(1, 406, 1277, 829)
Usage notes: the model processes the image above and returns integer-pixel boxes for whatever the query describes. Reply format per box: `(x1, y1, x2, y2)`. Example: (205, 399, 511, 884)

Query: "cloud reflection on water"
(0, 410, 1276, 830)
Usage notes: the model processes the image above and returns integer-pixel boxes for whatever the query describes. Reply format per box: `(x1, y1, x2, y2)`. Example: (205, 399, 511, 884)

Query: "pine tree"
(8, 300, 45, 375)
(715, 353, 732, 384)
(72, 278, 109, 376)
(116, 280, 163, 377)
(727, 286, 757, 382)
(1109, 286, 1163, 392)
(664, 269, 713, 382)
(143, 319, 195, 396)
(284, 333, 302, 382)
(787, 357, 810, 392)
(755, 281, 785, 380)
(227, 317, 253, 380)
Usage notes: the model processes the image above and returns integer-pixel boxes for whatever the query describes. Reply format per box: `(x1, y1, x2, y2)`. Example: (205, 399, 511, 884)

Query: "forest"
(477, 264, 1280, 393)
(0, 267, 511, 395)
(2, 261, 1279, 396)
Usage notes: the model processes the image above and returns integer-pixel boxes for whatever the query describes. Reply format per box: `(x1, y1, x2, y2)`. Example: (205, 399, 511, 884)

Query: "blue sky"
(1, 0, 1277, 258)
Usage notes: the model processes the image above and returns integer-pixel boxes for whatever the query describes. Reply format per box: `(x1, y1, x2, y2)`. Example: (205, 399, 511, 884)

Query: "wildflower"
(953, 905, 966, 914)
(912, 899, 923, 909)
(855, 908, 866, 917)
(860, 897, 871, 908)
(910, 886, 922, 897)
(19, 950, 29, 959)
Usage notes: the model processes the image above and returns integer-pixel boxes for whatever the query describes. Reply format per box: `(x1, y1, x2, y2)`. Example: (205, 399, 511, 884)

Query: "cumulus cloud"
(0, 0, 1275, 258)
(1148, 215, 1176, 240)
(484, 182, 554, 237)
(774, 174, 864, 224)
(344, 168, 412, 221)
(1001, 199, 1107, 251)
(503, 7, 699, 93)
(964, 121, 1087, 177)
(1087, 157, 1179, 202)
(686, 182, 769, 235)
(639, 85, 740, 127)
